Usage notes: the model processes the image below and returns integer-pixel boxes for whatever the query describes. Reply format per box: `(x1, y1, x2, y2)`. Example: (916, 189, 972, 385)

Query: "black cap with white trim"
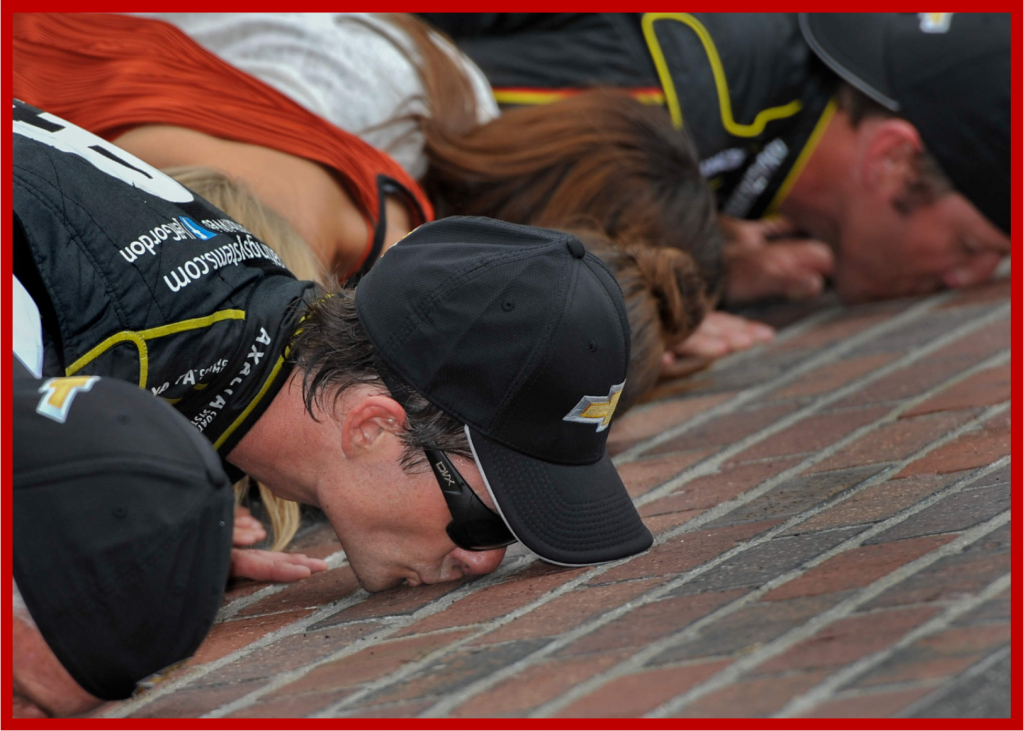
(800, 13, 1010, 235)
(355, 217, 653, 565)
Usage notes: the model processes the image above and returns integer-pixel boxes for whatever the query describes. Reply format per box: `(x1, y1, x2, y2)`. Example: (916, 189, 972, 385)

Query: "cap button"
(566, 237, 586, 259)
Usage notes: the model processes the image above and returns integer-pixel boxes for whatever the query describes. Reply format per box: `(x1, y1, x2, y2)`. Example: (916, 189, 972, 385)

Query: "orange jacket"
(13, 12, 434, 278)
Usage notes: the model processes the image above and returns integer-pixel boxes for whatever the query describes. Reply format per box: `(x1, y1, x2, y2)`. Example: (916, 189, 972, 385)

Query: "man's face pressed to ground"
(319, 449, 508, 593)
(835, 189, 1009, 304)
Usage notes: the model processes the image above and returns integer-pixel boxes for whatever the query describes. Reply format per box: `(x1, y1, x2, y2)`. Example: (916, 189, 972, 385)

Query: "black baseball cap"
(12, 359, 234, 700)
(800, 13, 1010, 234)
(356, 217, 653, 566)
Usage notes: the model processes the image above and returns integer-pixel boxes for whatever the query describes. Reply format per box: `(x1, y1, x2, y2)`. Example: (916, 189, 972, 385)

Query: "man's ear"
(859, 118, 923, 197)
(339, 393, 407, 459)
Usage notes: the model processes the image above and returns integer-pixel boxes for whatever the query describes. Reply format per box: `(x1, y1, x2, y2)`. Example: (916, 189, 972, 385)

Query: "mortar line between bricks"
(822, 676, 945, 697)
(631, 306, 1009, 509)
(225, 373, 1004, 719)
(645, 511, 1010, 718)
(116, 555, 528, 719)
(215, 551, 348, 623)
(521, 447, 1008, 719)
(378, 388, 1007, 718)
(286, 334, 1002, 717)
(425, 413, 1007, 716)
(195, 554, 535, 719)
(773, 573, 1012, 718)
(101, 582, 371, 719)
(677, 305, 844, 374)
(613, 292, 958, 464)
(893, 643, 1013, 719)
(120, 301, 1004, 718)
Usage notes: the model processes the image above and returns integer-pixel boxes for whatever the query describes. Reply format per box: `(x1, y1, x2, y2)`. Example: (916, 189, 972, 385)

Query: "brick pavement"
(90, 277, 1014, 719)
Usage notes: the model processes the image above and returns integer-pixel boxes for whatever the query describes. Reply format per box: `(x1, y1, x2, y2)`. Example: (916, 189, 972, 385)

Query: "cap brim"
(800, 13, 899, 111)
(466, 426, 653, 566)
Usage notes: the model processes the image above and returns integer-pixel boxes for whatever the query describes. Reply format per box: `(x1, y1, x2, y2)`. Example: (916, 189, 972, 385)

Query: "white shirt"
(136, 13, 499, 179)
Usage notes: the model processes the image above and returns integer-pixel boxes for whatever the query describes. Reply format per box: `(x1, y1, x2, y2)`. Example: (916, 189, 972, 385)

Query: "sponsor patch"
(36, 376, 99, 423)
(563, 381, 625, 432)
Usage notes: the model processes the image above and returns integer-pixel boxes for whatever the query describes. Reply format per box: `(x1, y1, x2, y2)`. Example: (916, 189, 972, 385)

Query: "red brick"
(639, 459, 800, 519)
(788, 473, 957, 533)
(394, 563, 587, 637)
(607, 394, 733, 455)
(451, 651, 633, 717)
(903, 365, 1010, 417)
(928, 318, 1009, 360)
(834, 359, 984, 409)
(762, 536, 954, 601)
(347, 700, 434, 718)
(310, 580, 467, 627)
(677, 669, 832, 718)
(286, 522, 344, 560)
(554, 660, 731, 718)
(778, 308, 898, 350)
(865, 525, 1009, 609)
(767, 354, 897, 401)
(867, 482, 1009, 543)
(222, 579, 276, 606)
(192, 609, 316, 665)
(596, 520, 780, 584)
(939, 278, 1012, 309)
(266, 629, 472, 697)
(366, 637, 552, 705)
(129, 679, 266, 718)
(915, 623, 1011, 655)
(710, 466, 884, 527)
(556, 590, 745, 658)
(648, 401, 800, 456)
(756, 606, 939, 675)
(211, 621, 381, 685)
(653, 593, 851, 665)
(226, 689, 350, 718)
(730, 406, 889, 463)
(618, 449, 718, 499)
(810, 412, 968, 473)
(897, 411, 1010, 478)
(852, 623, 1010, 689)
(234, 566, 361, 619)
(644, 509, 706, 535)
(799, 687, 934, 718)
(469, 578, 662, 646)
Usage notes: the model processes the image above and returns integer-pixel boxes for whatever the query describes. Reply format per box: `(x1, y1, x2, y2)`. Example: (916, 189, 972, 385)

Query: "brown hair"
(572, 230, 710, 414)
(835, 82, 953, 211)
(379, 15, 723, 298)
(166, 167, 326, 551)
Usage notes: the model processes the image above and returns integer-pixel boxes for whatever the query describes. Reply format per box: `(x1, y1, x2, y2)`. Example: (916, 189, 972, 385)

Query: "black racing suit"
(13, 99, 314, 469)
(420, 12, 837, 220)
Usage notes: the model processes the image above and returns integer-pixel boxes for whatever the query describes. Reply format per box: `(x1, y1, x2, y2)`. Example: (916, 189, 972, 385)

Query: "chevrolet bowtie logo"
(563, 381, 625, 432)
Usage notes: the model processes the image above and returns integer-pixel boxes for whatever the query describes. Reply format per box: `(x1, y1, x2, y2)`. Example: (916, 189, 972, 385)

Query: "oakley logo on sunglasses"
(435, 460, 457, 490)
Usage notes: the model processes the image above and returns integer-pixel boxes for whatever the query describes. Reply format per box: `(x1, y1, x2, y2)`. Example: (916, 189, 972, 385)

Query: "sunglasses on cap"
(425, 449, 516, 551)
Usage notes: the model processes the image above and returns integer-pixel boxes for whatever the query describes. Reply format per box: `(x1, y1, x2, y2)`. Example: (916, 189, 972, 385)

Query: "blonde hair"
(165, 166, 327, 551)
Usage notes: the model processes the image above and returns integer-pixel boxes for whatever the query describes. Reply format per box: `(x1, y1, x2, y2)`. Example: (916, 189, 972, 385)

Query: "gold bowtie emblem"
(563, 381, 625, 432)
(36, 375, 99, 423)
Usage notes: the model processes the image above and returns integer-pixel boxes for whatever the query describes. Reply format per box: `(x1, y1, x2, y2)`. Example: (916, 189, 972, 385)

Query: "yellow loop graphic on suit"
(641, 13, 804, 134)
(65, 309, 246, 388)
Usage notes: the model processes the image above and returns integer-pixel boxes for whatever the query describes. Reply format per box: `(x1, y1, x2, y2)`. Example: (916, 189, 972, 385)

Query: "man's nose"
(943, 251, 1003, 289)
(449, 546, 507, 578)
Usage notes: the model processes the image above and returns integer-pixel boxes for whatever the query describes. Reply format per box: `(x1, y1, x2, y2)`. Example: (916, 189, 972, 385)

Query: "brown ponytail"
(373, 16, 723, 299)
(572, 230, 711, 415)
